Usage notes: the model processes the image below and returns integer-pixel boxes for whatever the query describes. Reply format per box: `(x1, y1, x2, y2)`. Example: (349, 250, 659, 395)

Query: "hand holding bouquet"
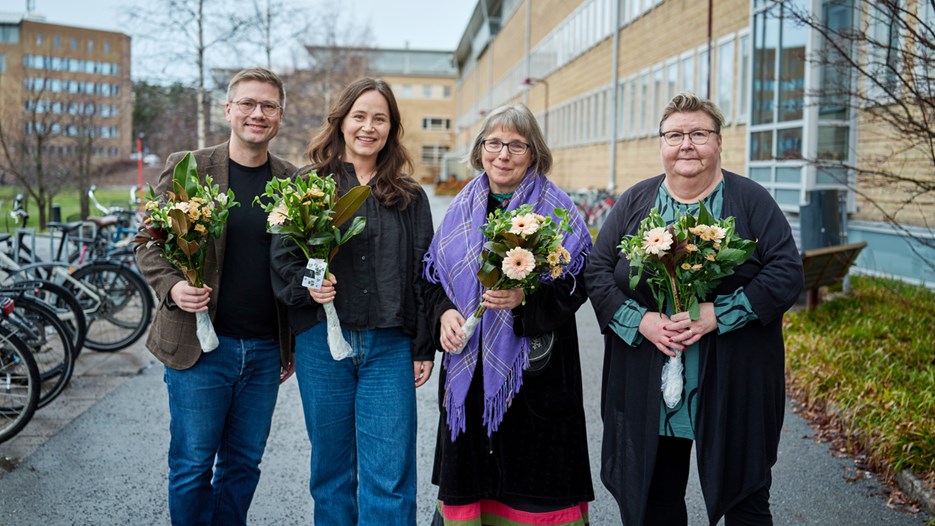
(619, 201, 756, 407)
(134, 152, 238, 352)
(455, 204, 573, 353)
(254, 168, 370, 360)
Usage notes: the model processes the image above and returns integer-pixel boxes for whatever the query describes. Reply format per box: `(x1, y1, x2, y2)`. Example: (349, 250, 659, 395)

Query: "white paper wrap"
(660, 351, 684, 408)
(451, 314, 480, 355)
(195, 310, 219, 353)
(323, 301, 352, 360)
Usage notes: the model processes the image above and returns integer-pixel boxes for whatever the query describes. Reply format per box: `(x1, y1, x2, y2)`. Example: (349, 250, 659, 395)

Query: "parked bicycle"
(0, 297, 40, 444)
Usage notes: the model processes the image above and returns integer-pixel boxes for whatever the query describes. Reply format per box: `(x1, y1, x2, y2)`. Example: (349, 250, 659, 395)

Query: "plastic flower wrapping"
(254, 168, 370, 360)
(455, 204, 573, 353)
(618, 201, 756, 407)
(134, 152, 239, 352)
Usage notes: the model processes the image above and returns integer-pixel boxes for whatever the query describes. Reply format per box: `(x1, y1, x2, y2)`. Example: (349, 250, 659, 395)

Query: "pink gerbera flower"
(502, 247, 536, 280)
(509, 214, 540, 236)
(642, 227, 673, 256)
(268, 202, 289, 226)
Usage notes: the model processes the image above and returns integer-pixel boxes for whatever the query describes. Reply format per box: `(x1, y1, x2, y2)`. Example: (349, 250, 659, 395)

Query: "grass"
(784, 275, 935, 489)
(0, 185, 137, 232)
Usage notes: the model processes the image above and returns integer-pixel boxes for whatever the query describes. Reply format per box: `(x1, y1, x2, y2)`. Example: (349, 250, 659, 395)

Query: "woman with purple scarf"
(423, 103, 594, 525)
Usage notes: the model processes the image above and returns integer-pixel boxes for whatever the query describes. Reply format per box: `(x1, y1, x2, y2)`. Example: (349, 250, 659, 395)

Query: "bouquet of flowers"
(133, 152, 238, 352)
(618, 202, 756, 408)
(254, 168, 370, 360)
(455, 204, 573, 353)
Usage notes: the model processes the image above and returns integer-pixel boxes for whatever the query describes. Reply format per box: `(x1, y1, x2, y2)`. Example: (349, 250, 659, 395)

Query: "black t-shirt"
(213, 159, 277, 340)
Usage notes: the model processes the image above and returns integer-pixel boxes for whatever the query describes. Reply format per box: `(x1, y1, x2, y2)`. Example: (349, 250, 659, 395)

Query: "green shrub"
(785, 275, 935, 487)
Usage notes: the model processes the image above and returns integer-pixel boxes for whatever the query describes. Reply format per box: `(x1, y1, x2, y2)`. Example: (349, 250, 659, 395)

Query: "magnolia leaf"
(338, 216, 367, 245)
(477, 260, 501, 288)
(168, 208, 189, 236)
(172, 152, 198, 202)
(333, 185, 371, 227)
(177, 237, 198, 257)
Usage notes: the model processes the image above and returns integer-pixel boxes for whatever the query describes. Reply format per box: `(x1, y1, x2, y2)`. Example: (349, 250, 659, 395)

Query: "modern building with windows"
(449, 0, 934, 285)
(0, 15, 132, 162)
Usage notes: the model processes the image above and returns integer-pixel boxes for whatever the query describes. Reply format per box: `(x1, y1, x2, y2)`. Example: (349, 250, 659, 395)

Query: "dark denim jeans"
(163, 335, 280, 526)
(295, 323, 417, 526)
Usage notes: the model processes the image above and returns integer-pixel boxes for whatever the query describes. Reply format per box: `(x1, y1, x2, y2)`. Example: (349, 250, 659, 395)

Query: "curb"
(895, 470, 935, 516)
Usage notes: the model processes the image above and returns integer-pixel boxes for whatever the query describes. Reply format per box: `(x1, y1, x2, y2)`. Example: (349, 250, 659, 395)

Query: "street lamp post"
(136, 133, 144, 211)
(522, 77, 549, 140)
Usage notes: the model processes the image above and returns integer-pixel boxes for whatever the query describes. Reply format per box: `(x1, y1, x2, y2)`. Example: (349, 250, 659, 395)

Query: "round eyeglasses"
(660, 129, 717, 146)
(482, 139, 531, 155)
(231, 99, 283, 117)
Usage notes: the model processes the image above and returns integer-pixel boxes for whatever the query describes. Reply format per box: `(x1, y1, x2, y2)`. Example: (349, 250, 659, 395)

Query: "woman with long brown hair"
(271, 77, 435, 525)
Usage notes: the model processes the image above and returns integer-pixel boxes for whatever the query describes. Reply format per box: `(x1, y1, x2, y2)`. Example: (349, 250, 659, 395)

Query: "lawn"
(0, 185, 138, 232)
(784, 275, 935, 491)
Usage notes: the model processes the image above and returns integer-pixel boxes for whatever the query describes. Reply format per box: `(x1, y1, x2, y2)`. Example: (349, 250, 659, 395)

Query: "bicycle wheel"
(68, 262, 152, 352)
(7, 296, 75, 408)
(3, 279, 87, 358)
(0, 326, 40, 443)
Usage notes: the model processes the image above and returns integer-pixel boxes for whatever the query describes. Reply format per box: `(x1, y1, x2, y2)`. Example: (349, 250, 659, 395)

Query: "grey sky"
(24, 0, 474, 50)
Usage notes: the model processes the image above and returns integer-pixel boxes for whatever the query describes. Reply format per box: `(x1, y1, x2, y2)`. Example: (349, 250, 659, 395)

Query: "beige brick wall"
(383, 75, 456, 183)
(854, 109, 935, 227)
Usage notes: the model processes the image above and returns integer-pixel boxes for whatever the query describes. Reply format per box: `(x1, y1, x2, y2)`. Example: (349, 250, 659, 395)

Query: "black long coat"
(426, 260, 594, 506)
(585, 171, 803, 525)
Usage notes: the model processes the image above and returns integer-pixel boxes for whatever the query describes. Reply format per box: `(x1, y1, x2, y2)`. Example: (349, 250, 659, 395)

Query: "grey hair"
(468, 103, 552, 176)
(226, 67, 286, 107)
(658, 92, 724, 134)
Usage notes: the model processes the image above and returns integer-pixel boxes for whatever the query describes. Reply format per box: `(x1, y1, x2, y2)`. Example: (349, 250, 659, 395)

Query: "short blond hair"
(658, 92, 724, 134)
(226, 67, 286, 107)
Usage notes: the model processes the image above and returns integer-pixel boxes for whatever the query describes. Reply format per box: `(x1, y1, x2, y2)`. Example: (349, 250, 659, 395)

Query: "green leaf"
(172, 152, 198, 202)
(478, 261, 501, 288)
(697, 200, 716, 226)
(337, 216, 367, 246)
(333, 185, 371, 227)
(688, 296, 700, 321)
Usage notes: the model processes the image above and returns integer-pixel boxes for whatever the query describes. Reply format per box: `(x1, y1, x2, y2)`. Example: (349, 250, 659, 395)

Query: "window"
(87, 39, 94, 51)
(401, 84, 412, 97)
(717, 37, 735, 123)
(103, 41, 110, 53)
(421, 145, 450, 165)
(423, 85, 432, 98)
(738, 32, 751, 123)
(35, 32, 42, 45)
(71, 37, 78, 50)
(422, 117, 451, 131)
(53, 35, 60, 48)
(443, 85, 451, 98)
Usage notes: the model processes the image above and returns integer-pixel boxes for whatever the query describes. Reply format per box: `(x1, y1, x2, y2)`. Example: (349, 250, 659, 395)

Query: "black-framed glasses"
(482, 139, 531, 155)
(231, 98, 283, 117)
(660, 129, 717, 146)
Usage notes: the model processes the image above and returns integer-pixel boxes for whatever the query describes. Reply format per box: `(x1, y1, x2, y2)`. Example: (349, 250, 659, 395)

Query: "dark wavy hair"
(305, 78, 418, 208)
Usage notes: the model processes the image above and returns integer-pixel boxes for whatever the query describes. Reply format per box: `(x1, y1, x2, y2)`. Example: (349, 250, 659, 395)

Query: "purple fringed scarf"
(423, 169, 590, 441)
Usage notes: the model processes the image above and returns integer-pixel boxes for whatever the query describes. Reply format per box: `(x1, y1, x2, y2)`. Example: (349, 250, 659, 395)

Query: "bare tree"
(0, 77, 71, 228)
(246, 0, 315, 69)
(782, 0, 934, 266)
(126, 0, 249, 149)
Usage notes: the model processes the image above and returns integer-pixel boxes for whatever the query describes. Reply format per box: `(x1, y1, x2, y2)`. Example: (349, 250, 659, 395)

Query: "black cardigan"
(585, 171, 803, 525)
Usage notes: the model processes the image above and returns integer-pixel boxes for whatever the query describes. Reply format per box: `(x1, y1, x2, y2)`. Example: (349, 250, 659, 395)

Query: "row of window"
(34, 33, 112, 53)
(26, 144, 121, 158)
(538, 31, 749, 149)
(395, 83, 452, 100)
(25, 121, 120, 139)
(24, 54, 121, 75)
(24, 77, 122, 97)
(25, 99, 119, 118)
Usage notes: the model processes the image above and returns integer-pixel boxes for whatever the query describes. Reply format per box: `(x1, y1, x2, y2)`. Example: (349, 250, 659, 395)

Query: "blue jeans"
(164, 335, 281, 526)
(295, 323, 417, 526)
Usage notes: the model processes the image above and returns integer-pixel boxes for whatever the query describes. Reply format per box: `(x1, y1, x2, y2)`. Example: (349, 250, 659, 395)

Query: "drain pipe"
(608, 0, 620, 193)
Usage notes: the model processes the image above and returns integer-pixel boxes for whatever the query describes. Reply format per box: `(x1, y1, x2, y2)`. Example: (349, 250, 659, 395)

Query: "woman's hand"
(439, 309, 466, 353)
(638, 311, 683, 357)
(482, 288, 524, 311)
(414, 360, 435, 387)
(667, 302, 717, 347)
(308, 273, 337, 305)
(170, 281, 211, 313)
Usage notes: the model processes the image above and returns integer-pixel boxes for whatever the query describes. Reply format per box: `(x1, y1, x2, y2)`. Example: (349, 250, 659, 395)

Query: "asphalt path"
(0, 187, 928, 525)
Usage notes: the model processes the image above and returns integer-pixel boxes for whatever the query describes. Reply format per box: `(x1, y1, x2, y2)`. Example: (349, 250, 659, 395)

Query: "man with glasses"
(135, 67, 296, 526)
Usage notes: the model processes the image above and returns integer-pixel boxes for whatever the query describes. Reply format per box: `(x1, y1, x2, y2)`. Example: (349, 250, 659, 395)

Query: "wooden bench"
(800, 241, 868, 310)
